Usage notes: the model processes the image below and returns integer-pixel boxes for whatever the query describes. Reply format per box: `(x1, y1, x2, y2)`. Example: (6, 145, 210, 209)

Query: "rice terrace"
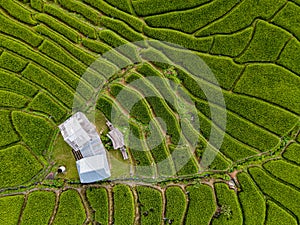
(0, 0, 299, 224)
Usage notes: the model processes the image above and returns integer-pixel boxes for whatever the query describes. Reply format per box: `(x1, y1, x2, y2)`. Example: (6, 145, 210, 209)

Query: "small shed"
(76, 155, 110, 183)
(106, 120, 128, 160)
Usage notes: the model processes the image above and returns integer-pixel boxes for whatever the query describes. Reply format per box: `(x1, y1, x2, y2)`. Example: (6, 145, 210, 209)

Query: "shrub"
(236, 20, 290, 63)
(224, 92, 299, 136)
(0, 90, 28, 108)
(144, 26, 213, 52)
(0, 69, 37, 97)
(22, 63, 81, 108)
(44, 4, 97, 39)
(38, 39, 87, 76)
(212, 182, 243, 225)
(128, 122, 155, 177)
(282, 143, 300, 165)
(86, 187, 109, 225)
(57, 0, 101, 25)
(144, 0, 239, 33)
(98, 30, 139, 63)
(0, 145, 43, 188)
(20, 191, 56, 225)
(30, 0, 44, 12)
(198, 99, 280, 151)
(35, 13, 80, 43)
(169, 146, 199, 176)
(109, 83, 152, 124)
(0, 51, 27, 72)
(35, 25, 96, 66)
(113, 184, 135, 225)
(132, 0, 209, 16)
(12, 111, 54, 156)
(0, 0, 37, 25)
(28, 92, 67, 122)
(263, 159, 300, 188)
(82, 0, 144, 32)
(249, 167, 300, 220)
(272, 2, 300, 40)
(278, 38, 300, 76)
(265, 200, 297, 225)
(82, 38, 111, 54)
(100, 16, 145, 44)
(0, 195, 24, 225)
(0, 13, 43, 47)
(210, 27, 253, 57)
(0, 34, 93, 100)
(53, 190, 86, 225)
(196, 0, 286, 36)
(164, 186, 186, 225)
(136, 186, 162, 225)
(105, 0, 132, 14)
(185, 184, 216, 225)
(0, 110, 20, 147)
(234, 64, 300, 115)
(237, 172, 266, 225)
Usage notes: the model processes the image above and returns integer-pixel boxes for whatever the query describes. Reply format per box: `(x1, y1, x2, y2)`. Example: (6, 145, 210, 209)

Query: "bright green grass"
(237, 172, 265, 225)
(164, 186, 187, 225)
(185, 184, 216, 225)
(265, 200, 297, 225)
(282, 143, 300, 165)
(12, 111, 54, 156)
(86, 187, 109, 225)
(0, 145, 43, 188)
(0, 195, 24, 225)
(0, 110, 20, 147)
(113, 184, 135, 225)
(20, 191, 56, 225)
(136, 186, 162, 225)
(53, 190, 86, 225)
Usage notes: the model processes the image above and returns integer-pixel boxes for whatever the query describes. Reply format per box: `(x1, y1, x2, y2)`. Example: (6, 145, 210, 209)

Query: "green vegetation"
(236, 20, 291, 63)
(0, 90, 28, 108)
(28, 92, 67, 122)
(133, 0, 210, 16)
(137, 186, 162, 225)
(113, 184, 135, 225)
(0, 145, 43, 188)
(249, 167, 300, 220)
(212, 182, 243, 225)
(144, 0, 239, 33)
(0, 51, 27, 72)
(265, 201, 297, 225)
(283, 143, 300, 164)
(237, 172, 265, 225)
(164, 186, 186, 225)
(86, 187, 109, 225)
(0, 0, 36, 25)
(20, 191, 56, 225)
(0, 69, 37, 97)
(44, 4, 97, 39)
(0, 195, 24, 225)
(263, 159, 300, 188)
(0, 13, 43, 47)
(211, 27, 253, 57)
(234, 64, 300, 114)
(35, 13, 81, 43)
(53, 190, 86, 225)
(0, 110, 20, 147)
(12, 111, 54, 156)
(185, 184, 216, 225)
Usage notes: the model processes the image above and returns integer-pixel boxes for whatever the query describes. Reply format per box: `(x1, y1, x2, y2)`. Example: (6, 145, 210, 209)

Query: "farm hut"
(106, 120, 128, 160)
(59, 112, 111, 183)
(76, 154, 110, 183)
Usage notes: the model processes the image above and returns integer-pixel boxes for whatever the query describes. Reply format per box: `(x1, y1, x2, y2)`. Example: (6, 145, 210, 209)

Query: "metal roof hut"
(59, 112, 111, 183)
(106, 120, 128, 160)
